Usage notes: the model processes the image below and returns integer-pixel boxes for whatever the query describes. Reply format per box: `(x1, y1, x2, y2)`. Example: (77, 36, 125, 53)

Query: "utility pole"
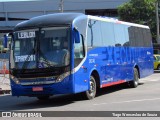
(59, 0, 64, 13)
(156, 0, 160, 43)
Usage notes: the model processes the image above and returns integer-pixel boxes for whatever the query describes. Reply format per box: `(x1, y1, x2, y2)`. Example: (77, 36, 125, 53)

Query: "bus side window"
(74, 34, 85, 67)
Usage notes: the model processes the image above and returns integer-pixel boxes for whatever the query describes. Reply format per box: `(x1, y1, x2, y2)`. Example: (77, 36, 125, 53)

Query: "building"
(1, 0, 159, 53)
(0, 0, 129, 33)
(0, 0, 129, 52)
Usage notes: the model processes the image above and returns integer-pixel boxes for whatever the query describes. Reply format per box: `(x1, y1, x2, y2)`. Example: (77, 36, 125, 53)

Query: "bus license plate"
(32, 87, 43, 92)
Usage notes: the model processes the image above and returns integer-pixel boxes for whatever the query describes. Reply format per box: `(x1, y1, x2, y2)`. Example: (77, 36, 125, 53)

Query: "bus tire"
(37, 96, 50, 100)
(82, 76, 96, 100)
(129, 68, 139, 88)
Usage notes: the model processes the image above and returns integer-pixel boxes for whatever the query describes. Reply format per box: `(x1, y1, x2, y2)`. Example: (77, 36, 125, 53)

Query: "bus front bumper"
(10, 77, 73, 97)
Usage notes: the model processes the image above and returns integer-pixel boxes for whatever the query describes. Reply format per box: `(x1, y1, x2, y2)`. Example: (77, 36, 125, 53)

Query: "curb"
(0, 88, 2, 94)
(0, 88, 11, 95)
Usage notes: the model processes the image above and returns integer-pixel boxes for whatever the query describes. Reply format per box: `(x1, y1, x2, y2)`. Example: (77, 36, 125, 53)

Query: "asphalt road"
(0, 72, 160, 119)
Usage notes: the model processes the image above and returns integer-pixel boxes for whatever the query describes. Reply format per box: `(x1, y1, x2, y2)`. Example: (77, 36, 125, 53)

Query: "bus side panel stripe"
(101, 80, 126, 88)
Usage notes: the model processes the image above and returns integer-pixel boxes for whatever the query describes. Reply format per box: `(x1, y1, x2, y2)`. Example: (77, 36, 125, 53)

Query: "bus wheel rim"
(89, 78, 95, 96)
(135, 71, 139, 86)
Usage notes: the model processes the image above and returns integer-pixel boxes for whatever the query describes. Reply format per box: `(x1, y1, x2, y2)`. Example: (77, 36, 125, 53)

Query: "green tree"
(118, 0, 157, 41)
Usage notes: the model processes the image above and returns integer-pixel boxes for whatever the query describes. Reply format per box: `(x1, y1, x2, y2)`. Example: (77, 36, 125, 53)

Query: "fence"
(0, 53, 10, 94)
(0, 59, 9, 74)
(0, 53, 9, 74)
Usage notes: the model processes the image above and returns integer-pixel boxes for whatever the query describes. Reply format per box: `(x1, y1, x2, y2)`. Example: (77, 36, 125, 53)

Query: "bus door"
(73, 32, 89, 93)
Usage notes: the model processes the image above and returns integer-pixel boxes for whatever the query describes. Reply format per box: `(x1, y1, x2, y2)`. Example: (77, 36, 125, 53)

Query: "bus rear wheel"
(129, 68, 139, 88)
(82, 76, 96, 100)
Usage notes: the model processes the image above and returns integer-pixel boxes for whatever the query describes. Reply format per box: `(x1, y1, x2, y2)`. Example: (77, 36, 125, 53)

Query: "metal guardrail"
(0, 60, 10, 95)
(0, 53, 9, 74)
(0, 53, 9, 59)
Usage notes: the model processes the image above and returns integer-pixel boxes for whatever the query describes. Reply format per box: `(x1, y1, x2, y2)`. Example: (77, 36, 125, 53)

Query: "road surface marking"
(93, 98, 160, 106)
(140, 78, 160, 83)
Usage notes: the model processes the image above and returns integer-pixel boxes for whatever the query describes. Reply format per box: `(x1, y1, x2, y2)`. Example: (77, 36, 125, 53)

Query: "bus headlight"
(56, 72, 70, 82)
(10, 75, 19, 84)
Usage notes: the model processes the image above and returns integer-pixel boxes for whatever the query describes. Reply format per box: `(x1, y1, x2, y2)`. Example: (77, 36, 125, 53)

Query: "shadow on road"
(96, 82, 143, 98)
(0, 94, 77, 111)
(0, 82, 145, 111)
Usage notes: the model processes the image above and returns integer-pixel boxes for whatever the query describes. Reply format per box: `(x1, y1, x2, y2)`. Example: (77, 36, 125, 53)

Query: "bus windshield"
(12, 27, 70, 69)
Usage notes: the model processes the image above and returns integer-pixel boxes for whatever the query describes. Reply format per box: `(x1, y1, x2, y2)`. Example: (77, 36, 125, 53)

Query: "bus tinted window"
(87, 19, 152, 48)
(135, 27, 144, 46)
(128, 26, 152, 47)
(74, 35, 85, 67)
(87, 23, 91, 47)
(128, 26, 136, 46)
(114, 24, 126, 47)
(100, 22, 115, 46)
(143, 29, 152, 47)
(87, 20, 102, 47)
(123, 25, 130, 46)
(148, 29, 152, 46)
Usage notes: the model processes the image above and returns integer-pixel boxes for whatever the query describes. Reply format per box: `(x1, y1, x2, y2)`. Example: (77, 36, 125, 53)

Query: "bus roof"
(14, 13, 85, 31)
(88, 15, 149, 29)
(14, 13, 149, 31)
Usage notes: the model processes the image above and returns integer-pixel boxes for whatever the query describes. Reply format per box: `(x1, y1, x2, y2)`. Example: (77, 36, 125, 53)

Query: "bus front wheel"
(129, 68, 139, 88)
(82, 76, 96, 100)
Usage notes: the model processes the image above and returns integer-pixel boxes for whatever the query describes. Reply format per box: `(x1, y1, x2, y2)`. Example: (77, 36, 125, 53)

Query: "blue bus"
(9, 13, 153, 100)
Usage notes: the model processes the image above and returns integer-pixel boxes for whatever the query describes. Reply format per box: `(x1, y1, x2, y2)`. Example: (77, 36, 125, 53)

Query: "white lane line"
(140, 79, 160, 82)
(93, 98, 160, 106)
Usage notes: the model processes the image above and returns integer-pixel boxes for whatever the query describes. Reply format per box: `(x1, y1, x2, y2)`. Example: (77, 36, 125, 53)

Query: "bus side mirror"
(8, 32, 13, 50)
(73, 27, 80, 43)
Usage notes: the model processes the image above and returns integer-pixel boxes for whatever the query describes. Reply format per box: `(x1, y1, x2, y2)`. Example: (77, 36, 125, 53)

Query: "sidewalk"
(0, 74, 11, 95)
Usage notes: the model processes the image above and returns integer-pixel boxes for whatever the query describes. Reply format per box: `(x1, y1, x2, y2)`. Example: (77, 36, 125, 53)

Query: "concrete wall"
(0, 0, 129, 12)
(0, 0, 129, 30)
(0, 0, 130, 67)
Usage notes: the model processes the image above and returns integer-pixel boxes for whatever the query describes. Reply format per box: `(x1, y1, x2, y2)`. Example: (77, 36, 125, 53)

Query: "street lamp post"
(156, 0, 160, 43)
(59, 0, 64, 13)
